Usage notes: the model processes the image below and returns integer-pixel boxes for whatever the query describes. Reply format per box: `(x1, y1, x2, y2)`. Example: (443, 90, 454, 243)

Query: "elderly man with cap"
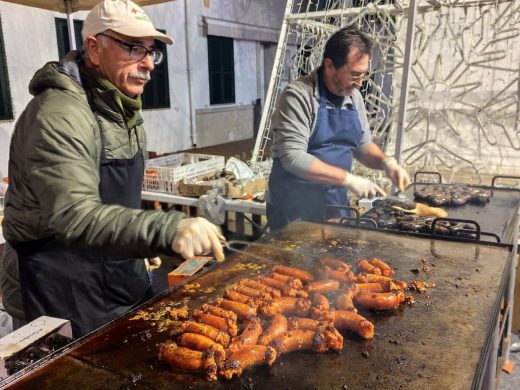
(1, 0, 224, 337)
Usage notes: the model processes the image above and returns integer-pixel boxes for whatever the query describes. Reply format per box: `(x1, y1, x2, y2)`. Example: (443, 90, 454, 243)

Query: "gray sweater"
(271, 68, 373, 177)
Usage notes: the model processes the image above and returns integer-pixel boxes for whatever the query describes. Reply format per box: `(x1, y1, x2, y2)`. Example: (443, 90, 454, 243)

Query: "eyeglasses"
(97, 33, 164, 65)
(343, 66, 370, 82)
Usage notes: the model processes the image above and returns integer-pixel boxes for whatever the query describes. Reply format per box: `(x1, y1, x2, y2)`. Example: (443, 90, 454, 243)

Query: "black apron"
(16, 112, 151, 338)
(267, 70, 363, 230)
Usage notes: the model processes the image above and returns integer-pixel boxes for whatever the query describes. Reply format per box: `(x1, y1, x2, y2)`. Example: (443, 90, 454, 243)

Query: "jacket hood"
(29, 51, 85, 97)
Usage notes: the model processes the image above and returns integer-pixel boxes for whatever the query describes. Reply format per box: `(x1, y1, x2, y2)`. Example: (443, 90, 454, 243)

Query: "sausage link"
(369, 257, 395, 277)
(259, 297, 311, 317)
(287, 317, 321, 331)
(305, 279, 340, 294)
(269, 272, 304, 289)
(228, 316, 263, 353)
(181, 321, 230, 347)
(320, 257, 350, 272)
(201, 304, 237, 322)
(356, 259, 382, 275)
(192, 310, 238, 337)
(271, 265, 314, 283)
(219, 345, 276, 379)
(178, 333, 226, 363)
(354, 291, 404, 310)
(333, 310, 374, 339)
(158, 342, 217, 381)
(258, 314, 288, 345)
(216, 298, 257, 320)
(241, 279, 282, 298)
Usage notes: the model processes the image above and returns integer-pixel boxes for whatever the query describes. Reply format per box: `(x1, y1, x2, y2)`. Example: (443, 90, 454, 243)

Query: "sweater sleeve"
(271, 81, 318, 177)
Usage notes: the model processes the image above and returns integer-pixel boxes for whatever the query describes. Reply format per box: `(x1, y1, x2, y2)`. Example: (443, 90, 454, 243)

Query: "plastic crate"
(142, 153, 225, 194)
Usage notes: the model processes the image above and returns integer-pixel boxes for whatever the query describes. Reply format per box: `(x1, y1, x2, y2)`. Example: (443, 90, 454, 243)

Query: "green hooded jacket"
(1, 51, 184, 320)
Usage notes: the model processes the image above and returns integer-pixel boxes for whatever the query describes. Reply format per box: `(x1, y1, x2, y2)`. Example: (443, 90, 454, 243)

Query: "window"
(55, 18, 83, 59)
(142, 29, 170, 109)
(0, 17, 12, 120)
(208, 36, 235, 105)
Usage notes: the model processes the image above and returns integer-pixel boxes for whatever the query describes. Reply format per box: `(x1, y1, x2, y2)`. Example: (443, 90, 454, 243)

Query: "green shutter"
(55, 18, 83, 59)
(142, 30, 170, 110)
(208, 36, 235, 105)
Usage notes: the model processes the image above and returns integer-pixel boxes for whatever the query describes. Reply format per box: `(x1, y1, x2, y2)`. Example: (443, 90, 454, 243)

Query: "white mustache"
(129, 71, 151, 81)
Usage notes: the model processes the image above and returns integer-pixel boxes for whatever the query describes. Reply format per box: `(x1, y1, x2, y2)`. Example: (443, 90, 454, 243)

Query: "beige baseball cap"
(82, 0, 173, 44)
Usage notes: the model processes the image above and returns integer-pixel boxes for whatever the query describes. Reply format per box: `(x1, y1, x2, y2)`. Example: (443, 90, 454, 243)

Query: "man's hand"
(172, 217, 225, 261)
(381, 157, 411, 192)
(343, 173, 386, 198)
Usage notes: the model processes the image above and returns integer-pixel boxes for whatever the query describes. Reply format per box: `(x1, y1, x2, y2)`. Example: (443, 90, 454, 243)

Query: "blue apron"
(267, 70, 363, 230)
(16, 111, 152, 338)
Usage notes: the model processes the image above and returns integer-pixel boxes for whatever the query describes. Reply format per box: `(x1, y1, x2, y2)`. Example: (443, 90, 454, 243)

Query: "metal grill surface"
(361, 184, 520, 244)
(5, 222, 512, 390)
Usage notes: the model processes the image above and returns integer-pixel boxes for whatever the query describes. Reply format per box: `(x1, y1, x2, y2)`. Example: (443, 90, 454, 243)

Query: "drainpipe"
(184, 0, 197, 147)
(65, 0, 76, 50)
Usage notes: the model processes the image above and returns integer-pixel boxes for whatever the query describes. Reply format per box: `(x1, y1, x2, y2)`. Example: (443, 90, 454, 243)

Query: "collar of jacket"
(80, 65, 142, 129)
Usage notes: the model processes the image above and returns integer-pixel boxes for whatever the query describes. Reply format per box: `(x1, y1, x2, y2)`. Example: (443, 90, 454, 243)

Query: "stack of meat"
(158, 257, 410, 381)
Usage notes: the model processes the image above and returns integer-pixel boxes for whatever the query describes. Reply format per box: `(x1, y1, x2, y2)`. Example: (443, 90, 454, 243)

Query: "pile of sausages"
(158, 257, 410, 381)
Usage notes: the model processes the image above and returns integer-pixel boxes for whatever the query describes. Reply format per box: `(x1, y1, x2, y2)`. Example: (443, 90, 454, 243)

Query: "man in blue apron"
(1, 0, 224, 337)
(267, 27, 410, 230)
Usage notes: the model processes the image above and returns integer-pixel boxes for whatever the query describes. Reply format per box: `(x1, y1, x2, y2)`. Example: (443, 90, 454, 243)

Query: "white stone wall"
(0, 0, 285, 176)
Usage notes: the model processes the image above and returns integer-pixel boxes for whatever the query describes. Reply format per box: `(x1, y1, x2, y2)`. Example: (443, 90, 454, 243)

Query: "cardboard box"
(0, 316, 72, 380)
(225, 178, 266, 199)
(179, 177, 266, 199)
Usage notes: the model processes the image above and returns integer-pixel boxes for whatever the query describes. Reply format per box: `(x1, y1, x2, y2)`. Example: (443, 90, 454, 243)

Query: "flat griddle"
(3, 221, 513, 390)
(359, 180, 520, 245)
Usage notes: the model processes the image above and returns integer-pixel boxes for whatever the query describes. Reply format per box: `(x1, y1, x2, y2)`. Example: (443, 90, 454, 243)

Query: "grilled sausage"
(216, 298, 257, 320)
(270, 326, 342, 354)
(356, 273, 407, 290)
(241, 279, 282, 298)
(369, 257, 395, 277)
(269, 272, 304, 289)
(270, 329, 315, 354)
(258, 276, 308, 298)
(354, 291, 404, 310)
(321, 266, 350, 284)
(320, 257, 350, 272)
(201, 304, 237, 322)
(356, 259, 382, 275)
(259, 297, 311, 317)
(355, 282, 396, 293)
(234, 285, 273, 301)
(178, 333, 226, 363)
(258, 313, 288, 346)
(228, 316, 263, 353)
(271, 265, 314, 283)
(356, 272, 392, 283)
(181, 321, 230, 347)
(335, 288, 357, 312)
(224, 289, 255, 305)
(192, 310, 238, 337)
(158, 342, 217, 380)
(287, 317, 321, 331)
(219, 345, 276, 379)
(333, 310, 374, 339)
(305, 279, 340, 294)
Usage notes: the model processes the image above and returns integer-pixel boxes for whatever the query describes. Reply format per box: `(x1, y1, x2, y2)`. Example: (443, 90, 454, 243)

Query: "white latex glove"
(381, 157, 411, 192)
(172, 217, 225, 261)
(343, 173, 386, 198)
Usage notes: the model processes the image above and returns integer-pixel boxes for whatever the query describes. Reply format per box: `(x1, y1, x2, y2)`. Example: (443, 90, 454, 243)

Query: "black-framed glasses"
(97, 33, 164, 65)
(343, 65, 370, 82)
